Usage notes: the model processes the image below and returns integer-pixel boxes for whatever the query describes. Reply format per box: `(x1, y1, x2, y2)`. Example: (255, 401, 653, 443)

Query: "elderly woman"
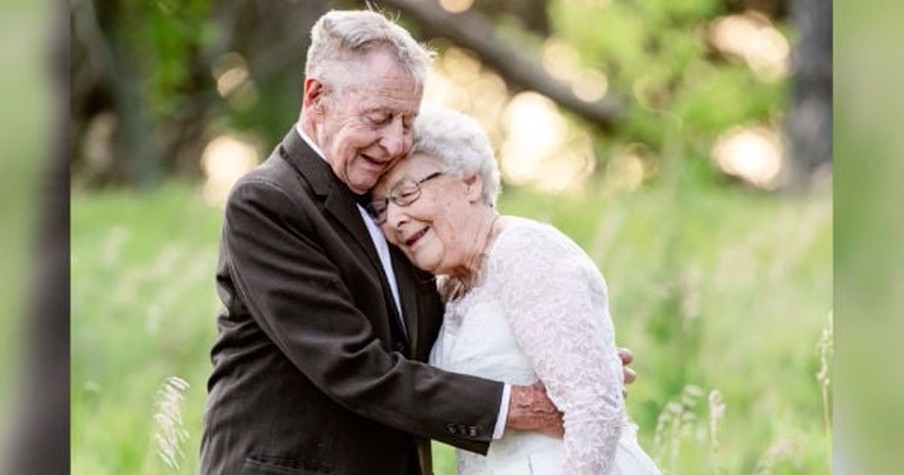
(368, 106, 661, 475)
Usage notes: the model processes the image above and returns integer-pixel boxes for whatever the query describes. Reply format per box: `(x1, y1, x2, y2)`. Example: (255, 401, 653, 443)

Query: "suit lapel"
(278, 129, 384, 276)
(323, 192, 385, 275)
(279, 128, 411, 350)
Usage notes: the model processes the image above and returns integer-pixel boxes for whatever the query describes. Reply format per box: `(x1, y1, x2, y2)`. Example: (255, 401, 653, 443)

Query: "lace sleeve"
(490, 222, 624, 474)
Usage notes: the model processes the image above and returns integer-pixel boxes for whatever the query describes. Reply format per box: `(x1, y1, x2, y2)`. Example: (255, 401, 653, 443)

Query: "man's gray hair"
(412, 105, 501, 206)
(306, 10, 434, 91)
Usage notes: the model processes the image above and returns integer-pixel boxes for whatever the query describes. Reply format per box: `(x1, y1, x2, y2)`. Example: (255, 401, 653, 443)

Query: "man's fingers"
(618, 347, 634, 366)
(535, 412, 565, 438)
(529, 381, 558, 412)
(619, 347, 637, 388)
(623, 367, 637, 385)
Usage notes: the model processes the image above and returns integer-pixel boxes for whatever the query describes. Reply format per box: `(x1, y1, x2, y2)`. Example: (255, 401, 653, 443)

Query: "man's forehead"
(340, 62, 421, 108)
(349, 89, 421, 117)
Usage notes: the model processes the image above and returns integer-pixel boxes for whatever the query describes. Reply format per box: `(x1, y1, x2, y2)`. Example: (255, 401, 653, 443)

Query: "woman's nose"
(384, 199, 416, 235)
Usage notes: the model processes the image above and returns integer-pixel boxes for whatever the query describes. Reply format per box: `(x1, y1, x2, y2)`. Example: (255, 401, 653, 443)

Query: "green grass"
(72, 180, 831, 474)
(72, 183, 221, 474)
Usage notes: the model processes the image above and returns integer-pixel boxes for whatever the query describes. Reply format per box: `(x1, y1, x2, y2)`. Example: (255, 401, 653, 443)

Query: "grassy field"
(71, 180, 832, 474)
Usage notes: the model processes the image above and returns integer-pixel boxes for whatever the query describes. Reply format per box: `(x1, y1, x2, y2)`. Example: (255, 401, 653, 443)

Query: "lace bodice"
(430, 216, 627, 474)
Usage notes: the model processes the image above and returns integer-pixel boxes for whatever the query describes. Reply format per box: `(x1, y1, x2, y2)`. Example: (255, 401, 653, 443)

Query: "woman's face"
(374, 153, 482, 276)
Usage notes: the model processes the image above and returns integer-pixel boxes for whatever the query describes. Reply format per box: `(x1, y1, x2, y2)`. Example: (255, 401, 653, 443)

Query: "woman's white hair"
(306, 10, 434, 91)
(412, 105, 501, 206)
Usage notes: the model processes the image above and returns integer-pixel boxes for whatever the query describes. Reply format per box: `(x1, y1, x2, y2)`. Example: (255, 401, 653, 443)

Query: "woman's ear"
(464, 174, 484, 202)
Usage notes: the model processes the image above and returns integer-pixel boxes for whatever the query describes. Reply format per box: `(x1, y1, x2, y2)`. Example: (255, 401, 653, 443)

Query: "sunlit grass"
(71, 181, 831, 474)
(72, 183, 220, 474)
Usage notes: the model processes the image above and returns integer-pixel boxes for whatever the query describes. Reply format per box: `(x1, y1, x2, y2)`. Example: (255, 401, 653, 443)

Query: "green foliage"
(115, 0, 217, 120)
(549, 0, 788, 187)
(135, 0, 216, 120)
(71, 0, 798, 192)
(71, 181, 831, 474)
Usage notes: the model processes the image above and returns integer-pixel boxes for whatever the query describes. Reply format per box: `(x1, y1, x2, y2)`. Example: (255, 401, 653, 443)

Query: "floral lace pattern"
(431, 216, 628, 474)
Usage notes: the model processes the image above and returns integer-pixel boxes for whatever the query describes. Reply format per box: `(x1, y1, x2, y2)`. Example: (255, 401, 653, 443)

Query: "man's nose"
(380, 119, 409, 158)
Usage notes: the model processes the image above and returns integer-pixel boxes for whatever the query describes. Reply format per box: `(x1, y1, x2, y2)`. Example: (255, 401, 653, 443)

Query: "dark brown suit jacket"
(199, 129, 504, 475)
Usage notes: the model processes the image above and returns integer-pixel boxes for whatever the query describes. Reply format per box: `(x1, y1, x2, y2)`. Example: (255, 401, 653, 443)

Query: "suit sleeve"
(223, 178, 504, 453)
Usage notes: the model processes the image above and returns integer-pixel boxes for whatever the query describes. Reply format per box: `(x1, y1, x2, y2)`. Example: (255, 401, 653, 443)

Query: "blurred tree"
(7, 2, 69, 473)
(69, 0, 827, 191)
(71, 0, 159, 187)
(380, 0, 624, 131)
(70, 0, 328, 188)
(471, 0, 552, 36)
(785, 0, 832, 187)
(208, 0, 327, 146)
(724, 0, 787, 18)
(383, 0, 789, 187)
(71, 0, 217, 188)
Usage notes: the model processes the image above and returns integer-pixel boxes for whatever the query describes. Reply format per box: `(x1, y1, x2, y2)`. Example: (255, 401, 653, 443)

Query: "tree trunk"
(6, 2, 70, 472)
(785, 0, 832, 188)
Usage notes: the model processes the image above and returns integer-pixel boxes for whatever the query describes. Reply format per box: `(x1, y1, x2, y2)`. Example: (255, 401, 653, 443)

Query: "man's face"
(314, 51, 422, 194)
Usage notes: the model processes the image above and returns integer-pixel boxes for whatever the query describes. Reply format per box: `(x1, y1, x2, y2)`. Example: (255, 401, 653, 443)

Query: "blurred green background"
(65, 0, 841, 473)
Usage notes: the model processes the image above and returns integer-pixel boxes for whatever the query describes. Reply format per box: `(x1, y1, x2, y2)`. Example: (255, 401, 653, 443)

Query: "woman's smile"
(403, 227, 429, 249)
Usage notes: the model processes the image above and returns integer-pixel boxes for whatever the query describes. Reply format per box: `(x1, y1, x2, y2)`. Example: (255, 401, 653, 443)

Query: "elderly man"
(200, 9, 631, 475)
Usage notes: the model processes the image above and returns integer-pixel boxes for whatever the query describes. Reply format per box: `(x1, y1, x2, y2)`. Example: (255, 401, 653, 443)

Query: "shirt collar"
(295, 123, 326, 161)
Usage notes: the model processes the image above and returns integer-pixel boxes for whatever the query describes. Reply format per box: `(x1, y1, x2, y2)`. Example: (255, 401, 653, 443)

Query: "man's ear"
(302, 78, 326, 112)
(464, 174, 484, 202)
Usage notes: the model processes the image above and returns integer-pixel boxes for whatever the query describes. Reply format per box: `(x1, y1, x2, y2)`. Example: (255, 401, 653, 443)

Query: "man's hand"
(506, 348, 636, 437)
(619, 347, 636, 385)
(619, 347, 636, 399)
(505, 382, 564, 438)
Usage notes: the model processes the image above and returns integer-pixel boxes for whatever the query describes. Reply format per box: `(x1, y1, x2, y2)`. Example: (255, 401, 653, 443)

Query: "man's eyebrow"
(365, 104, 395, 113)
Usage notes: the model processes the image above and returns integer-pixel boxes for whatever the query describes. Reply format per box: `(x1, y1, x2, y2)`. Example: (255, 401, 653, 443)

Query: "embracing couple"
(200, 9, 660, 475)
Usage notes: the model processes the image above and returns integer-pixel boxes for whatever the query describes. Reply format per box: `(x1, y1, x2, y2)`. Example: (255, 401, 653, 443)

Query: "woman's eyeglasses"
(366, 172, 443, 224)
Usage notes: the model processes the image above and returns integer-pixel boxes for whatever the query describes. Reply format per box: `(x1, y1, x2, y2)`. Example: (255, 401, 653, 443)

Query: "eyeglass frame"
(366, 171, 444, 224)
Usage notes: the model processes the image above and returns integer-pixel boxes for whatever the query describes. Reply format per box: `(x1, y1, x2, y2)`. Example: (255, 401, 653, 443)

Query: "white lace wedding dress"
(430, 217, 661, 475)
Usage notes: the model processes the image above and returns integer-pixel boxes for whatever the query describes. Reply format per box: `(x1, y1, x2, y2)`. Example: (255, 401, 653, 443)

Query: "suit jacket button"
(457, 424, 468, 435)
(447, 423, 457, 435)
(468, 426, 478, 437)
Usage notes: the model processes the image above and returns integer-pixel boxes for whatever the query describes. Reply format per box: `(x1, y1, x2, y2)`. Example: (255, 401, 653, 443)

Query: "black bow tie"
(352, 191, 372, 207)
